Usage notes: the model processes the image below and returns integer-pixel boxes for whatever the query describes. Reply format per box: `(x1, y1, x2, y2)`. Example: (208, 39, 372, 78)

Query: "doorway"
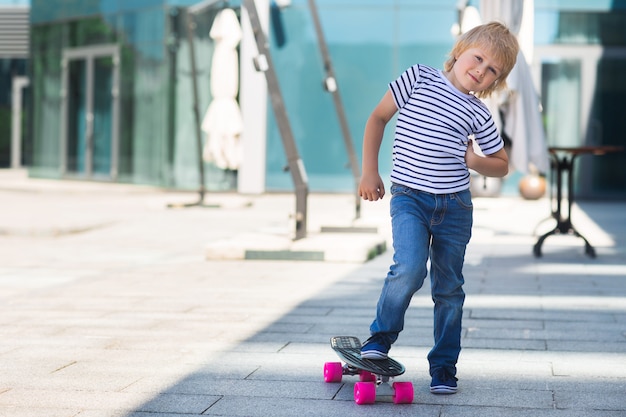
(534, 45, 626, 197)
(61, 45, 120, 180)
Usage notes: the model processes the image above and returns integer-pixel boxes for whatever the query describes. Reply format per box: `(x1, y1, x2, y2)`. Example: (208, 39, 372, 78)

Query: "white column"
(11, 76, 29, 169)
(238, 0, 269, 194)
(519, 0, 534, 65)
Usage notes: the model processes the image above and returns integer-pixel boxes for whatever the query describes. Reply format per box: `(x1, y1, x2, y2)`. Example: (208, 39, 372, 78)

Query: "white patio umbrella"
(201, 8, 244, 170)
(478, 0, 550, 174)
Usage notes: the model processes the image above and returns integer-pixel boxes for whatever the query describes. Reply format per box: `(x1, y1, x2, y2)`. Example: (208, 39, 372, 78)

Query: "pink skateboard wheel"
(359, 370, 376, 382)
(392, 381, 414, 404)
(354, 381, 376, 404)
(323, 362, 343, 383)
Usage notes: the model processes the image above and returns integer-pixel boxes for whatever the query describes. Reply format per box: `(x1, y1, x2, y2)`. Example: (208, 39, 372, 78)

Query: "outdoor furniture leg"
(533, 151, 596, 258)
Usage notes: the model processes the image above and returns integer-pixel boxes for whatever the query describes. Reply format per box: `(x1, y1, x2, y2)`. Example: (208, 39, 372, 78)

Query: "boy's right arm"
(359, 91, 398, 201)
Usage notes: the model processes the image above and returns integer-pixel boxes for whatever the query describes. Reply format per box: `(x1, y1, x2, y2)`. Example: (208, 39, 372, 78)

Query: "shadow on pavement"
(120, 232, 626, 416)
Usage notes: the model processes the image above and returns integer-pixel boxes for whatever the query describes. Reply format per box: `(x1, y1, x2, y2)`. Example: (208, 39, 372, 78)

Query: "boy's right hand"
(358, 173, 385, 201)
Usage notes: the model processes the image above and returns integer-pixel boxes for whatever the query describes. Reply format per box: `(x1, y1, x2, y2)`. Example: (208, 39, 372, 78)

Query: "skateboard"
(323, 336, 414, 405)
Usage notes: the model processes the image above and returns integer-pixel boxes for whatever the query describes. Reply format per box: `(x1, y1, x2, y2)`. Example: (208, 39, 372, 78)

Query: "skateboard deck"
(330, 335, 405, 376)
(323, 336, 413, 405)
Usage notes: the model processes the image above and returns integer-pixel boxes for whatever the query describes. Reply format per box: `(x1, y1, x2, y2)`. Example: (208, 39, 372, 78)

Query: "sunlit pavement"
(0, 170, 624, 417)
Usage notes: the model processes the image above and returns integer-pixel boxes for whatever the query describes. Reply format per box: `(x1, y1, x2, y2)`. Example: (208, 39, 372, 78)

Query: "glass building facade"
(29, 0, 232, 189)
(22, 0, 626, 198)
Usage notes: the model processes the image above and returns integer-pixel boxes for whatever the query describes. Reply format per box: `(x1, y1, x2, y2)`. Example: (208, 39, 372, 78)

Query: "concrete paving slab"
(202, 395, 442, 417)
(440, 407, 626, 417)
(205, 231, 387, 262)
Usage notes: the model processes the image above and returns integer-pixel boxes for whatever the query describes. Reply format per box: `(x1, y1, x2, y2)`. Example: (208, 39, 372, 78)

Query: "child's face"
(447, 47, 502, 94)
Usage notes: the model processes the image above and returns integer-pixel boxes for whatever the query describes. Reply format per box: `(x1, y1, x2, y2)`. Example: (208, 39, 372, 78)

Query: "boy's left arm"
(465, 141, 509, 177)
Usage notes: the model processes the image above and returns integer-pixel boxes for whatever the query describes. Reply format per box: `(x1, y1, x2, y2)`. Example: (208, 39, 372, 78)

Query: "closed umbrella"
(201, 8, 244, 171)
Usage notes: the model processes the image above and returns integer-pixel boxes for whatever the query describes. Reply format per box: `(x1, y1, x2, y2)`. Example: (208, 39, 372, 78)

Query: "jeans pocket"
(391, 183, 413, 196)
(452, 190, 473, 210)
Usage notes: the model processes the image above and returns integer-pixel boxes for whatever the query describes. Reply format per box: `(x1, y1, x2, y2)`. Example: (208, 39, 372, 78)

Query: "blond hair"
(444, 21, 519, 98)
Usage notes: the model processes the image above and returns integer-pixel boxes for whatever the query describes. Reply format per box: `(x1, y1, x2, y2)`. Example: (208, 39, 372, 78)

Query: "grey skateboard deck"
(330, 335, 405, 377)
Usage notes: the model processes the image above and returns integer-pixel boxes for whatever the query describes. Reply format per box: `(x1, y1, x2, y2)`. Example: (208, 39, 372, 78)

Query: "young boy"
(358, 22, 519, 394)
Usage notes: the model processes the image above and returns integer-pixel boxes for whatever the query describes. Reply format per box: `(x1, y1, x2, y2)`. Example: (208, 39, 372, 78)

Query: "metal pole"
(308, 0, 361, 219)
(243, 0, 308, 240)
(186, 10, 207, 203)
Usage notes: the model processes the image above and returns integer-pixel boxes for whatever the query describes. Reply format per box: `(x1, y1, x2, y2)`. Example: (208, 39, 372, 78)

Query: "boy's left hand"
(465, 140, 509, 177)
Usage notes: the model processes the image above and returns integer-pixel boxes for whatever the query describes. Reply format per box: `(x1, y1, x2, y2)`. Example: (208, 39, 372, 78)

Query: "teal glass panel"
(266, 1, 457, 192)
(93, 55, 114, 177)
(117, 26, 168, 184)
(313, 0, 450, 5)
(116, 40, 140, 181)
(534, 11, 559, 45)
(124, 51, 167, 184)
(66, 59, 87, 174)
(534, 0, 624, 12)
(115, 7, 165, 59)
(32, 0, 168, 23)
(31, 0, 102, 24)
(30, 23, 63, 174)
(71, 16, 118, 46)
(266, 4, 395, 191)
(535, 0, 626, 45)
(169, 6, 237, 191)
(536, 11, 626, 45)
(112, 5, 170, 185)
(541, 59, 581, 148)
(167, 0, 235, 6)
(106, 0, 167, 12)
(588, 57, 626, 196)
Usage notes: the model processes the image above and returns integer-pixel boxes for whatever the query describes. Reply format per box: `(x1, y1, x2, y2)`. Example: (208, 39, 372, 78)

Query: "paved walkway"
(0, 170, 625, 417)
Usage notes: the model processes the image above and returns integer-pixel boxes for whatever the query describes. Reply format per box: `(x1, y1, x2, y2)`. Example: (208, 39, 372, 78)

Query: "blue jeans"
(369, 183, 473, 376)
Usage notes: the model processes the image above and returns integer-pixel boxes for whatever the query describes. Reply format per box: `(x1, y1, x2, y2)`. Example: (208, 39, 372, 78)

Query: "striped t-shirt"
(389, 64, 504, 194)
